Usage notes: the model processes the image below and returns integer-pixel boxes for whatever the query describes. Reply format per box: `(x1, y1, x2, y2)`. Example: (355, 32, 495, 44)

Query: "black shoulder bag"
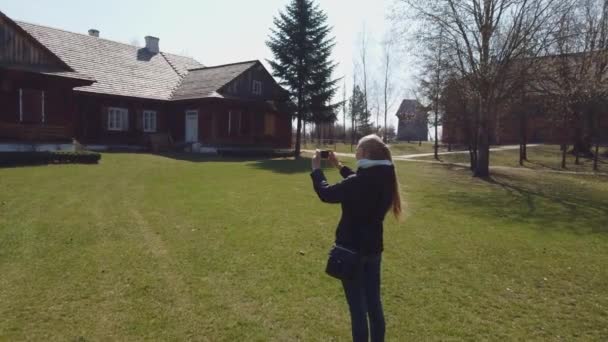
(325, 244, 360, 280)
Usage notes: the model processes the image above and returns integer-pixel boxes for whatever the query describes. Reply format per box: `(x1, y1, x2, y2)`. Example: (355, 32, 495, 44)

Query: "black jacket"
(310, 164, 395, 256)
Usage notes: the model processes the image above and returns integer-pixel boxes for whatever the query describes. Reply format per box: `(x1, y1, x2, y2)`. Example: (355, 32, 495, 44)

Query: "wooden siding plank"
(0, 15, 56, 66)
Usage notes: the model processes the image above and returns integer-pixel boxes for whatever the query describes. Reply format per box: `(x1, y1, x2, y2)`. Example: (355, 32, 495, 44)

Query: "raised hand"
(312, 149, 322, 170)
(328, 151, 341, 169)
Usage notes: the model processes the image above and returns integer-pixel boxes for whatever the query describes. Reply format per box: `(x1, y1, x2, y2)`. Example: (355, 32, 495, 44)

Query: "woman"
(310, 134, 402, 342)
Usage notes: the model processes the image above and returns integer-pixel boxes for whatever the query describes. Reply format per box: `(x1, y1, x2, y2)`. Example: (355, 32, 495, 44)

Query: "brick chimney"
(145, 36, 159, 54)
(88, 29, 99, 37)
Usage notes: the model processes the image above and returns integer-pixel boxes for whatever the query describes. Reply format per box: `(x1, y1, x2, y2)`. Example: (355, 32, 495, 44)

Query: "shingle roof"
(395, 99, 420, 116)
(15, 21, 203, 100)
(162, 52, 202, 77)
(0, 64, 95, 82)
(171, 61, 258, 101)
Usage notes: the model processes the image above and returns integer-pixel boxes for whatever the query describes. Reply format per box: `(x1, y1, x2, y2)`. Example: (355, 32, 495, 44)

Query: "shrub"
(0, 151, 101, 166)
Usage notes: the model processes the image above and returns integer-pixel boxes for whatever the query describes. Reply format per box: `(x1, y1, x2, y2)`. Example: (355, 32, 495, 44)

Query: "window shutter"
(241, 112, 250, 135)
(229, 111, 241, 137)
(123, 110, 129, 131)
(151, 112, 157, 132)
(255, 112, 264, 136)
(136, 110, 143, 131)
(220, 112, 229, 138)
(102, 107, 109, 130)
(264, 113, 275, 136)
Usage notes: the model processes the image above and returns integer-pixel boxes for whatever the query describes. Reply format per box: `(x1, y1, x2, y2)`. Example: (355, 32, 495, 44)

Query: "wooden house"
(395, 99, 428, 142)
(0, 11, 292, 152)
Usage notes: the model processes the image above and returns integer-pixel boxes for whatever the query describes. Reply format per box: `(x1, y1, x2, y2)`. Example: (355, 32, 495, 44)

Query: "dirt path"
(394, 144, 540, 159)
(303, 144, 540, 159)
(129, 208, 196, 316)
(301, 146, 608, 177)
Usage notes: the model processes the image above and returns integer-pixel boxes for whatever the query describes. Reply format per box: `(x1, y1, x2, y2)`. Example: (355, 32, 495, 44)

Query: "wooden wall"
(0, 76, 74, 125)
(0, 80, 76, 142)
(0, 87, 19, 123)
(0, 15, 60, 67)
(75, 94, 168, 145)
(170, 99, 292, 148)
(221, 63, 288, 101)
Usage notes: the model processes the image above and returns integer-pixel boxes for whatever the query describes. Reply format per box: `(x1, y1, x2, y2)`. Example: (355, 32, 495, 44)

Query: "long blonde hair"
(357, 134, 403, 221)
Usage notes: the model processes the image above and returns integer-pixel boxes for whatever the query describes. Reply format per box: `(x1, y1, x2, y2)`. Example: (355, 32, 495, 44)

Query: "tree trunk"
(573, 121, 592, 163)
(519, 111, 528, 164)
(574, 124, 581, 165)
(475, 137, 490, 177)
(594, 143, 600, 171)
(561, 144, 567, 169)
(469, 145, 477, 171)
(317, 123, 322, 144)
(434, 109, 439, 160)
(294, 114, 302, 159)
(351, 117, 356, 146)
(383, 108, 388, 144)
(474, 102, 490, 178)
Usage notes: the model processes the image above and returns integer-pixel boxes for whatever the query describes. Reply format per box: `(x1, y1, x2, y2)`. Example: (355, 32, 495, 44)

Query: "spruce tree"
(349, 85, 370, 140)
(266, 0, 339, 157)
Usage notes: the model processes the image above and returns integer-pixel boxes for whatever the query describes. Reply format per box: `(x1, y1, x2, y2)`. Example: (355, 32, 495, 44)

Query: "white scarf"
(357, 159, 393, 169)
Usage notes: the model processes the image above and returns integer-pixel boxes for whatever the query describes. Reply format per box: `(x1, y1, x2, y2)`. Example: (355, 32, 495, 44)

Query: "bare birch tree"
(416, 26, 452, 159)
(397, 0, 560, 177)
(342, 78, 348, 143)
(534, 0, 608, 168)
(358, 26, 370, 129)
(380, 36, 400, 143)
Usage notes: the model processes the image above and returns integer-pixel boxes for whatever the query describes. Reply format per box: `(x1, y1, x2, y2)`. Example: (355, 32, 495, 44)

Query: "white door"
(185, 110, 199, 143)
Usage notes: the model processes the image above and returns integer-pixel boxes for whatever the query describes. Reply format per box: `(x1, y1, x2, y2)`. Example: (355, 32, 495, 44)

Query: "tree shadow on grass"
(483, 171, 608, 233)
(525, 160, 565, 172)
(153, 152, 267, 163)
(246, 157, 315, 174)
(444, 169, 608, 235)
(154, 152, 315, 174)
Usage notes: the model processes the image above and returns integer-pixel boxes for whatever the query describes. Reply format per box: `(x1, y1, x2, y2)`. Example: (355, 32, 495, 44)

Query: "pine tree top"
(266, 0, 339, 123)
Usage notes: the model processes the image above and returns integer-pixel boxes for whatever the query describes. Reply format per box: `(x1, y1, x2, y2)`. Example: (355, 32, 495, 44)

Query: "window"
(264, 113, 275, 136)
(252, 80, 262, 95)
(143, 110, 157, 132)
(108, 107, 129, 131)
(19, 88, 44, 123)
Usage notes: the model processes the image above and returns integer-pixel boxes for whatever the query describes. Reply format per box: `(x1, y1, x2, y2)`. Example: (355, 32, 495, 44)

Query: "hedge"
(0, 151, 101, 166)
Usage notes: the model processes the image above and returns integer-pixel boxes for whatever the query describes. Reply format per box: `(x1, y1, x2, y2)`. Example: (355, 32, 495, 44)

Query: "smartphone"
(320, 150, 330, 159)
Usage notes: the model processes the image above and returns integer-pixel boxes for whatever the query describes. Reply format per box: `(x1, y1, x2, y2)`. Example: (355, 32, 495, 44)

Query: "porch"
(175, 98, 293, 150)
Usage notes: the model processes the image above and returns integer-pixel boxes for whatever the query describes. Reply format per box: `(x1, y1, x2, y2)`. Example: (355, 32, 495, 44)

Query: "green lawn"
(1, 153, 607, 340)
(416, 144, 608, 173)
(302, 141, 453, 156)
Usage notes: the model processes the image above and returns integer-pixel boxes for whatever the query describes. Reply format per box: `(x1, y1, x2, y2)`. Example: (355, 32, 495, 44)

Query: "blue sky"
(1, 0, 419, 130)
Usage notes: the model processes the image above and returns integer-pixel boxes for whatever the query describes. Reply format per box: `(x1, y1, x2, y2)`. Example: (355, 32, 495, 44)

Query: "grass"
(301, 141, 454, 156)
(1, 153, 607, 340)
(416, 144, 608, 173)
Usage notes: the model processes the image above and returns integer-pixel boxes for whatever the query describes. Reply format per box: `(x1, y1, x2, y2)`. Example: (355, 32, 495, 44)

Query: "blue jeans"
(341, 255, 385, 342)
